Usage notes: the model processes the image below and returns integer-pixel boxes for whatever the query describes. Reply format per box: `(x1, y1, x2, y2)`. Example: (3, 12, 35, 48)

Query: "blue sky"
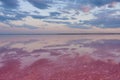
(0, 0, 120, 34)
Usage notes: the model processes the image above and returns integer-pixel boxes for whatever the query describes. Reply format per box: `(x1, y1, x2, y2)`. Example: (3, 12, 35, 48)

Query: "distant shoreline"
(0, 33, 120, 35)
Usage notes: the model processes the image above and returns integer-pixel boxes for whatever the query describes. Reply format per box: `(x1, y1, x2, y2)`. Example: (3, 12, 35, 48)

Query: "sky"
(0, 0, 120, 34)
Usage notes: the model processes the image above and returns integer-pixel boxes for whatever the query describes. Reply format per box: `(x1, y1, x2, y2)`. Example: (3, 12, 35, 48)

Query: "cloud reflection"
(0, 35, 120, 80)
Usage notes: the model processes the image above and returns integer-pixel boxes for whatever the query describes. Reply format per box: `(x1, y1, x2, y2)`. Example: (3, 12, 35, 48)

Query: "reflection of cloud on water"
(0, 35, 120, 79)
(0, 35, 120, 68)
(0, 35, 120, 49)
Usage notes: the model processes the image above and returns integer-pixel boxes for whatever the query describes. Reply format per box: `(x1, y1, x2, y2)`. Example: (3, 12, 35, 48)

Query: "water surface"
(0, 35, 120, 80)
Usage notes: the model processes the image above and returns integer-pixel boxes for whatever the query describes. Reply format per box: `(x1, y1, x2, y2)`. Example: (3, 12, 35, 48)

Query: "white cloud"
(44, 10, 96, 25)
(19, 0, 40, 13)
(0, 12, 4, 16)
(111, 11, 120, 16)
(1, 19, 120, 34)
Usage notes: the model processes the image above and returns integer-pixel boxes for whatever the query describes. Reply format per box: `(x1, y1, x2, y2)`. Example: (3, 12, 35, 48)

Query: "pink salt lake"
(0, 35, 120, 80)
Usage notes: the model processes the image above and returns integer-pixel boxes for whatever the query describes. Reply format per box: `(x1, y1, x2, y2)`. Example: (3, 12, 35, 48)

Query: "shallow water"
(0, 35, 120, 80)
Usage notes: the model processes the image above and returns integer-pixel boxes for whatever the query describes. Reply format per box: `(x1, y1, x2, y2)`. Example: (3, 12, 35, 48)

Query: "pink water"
(0, 35, 120, 80)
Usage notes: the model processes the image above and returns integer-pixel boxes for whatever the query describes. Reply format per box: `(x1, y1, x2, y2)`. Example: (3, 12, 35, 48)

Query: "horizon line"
(1, 33, 120, 35)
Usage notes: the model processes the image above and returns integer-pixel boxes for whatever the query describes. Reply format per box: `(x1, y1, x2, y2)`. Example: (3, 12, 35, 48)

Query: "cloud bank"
(0, 0, 120, 34)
